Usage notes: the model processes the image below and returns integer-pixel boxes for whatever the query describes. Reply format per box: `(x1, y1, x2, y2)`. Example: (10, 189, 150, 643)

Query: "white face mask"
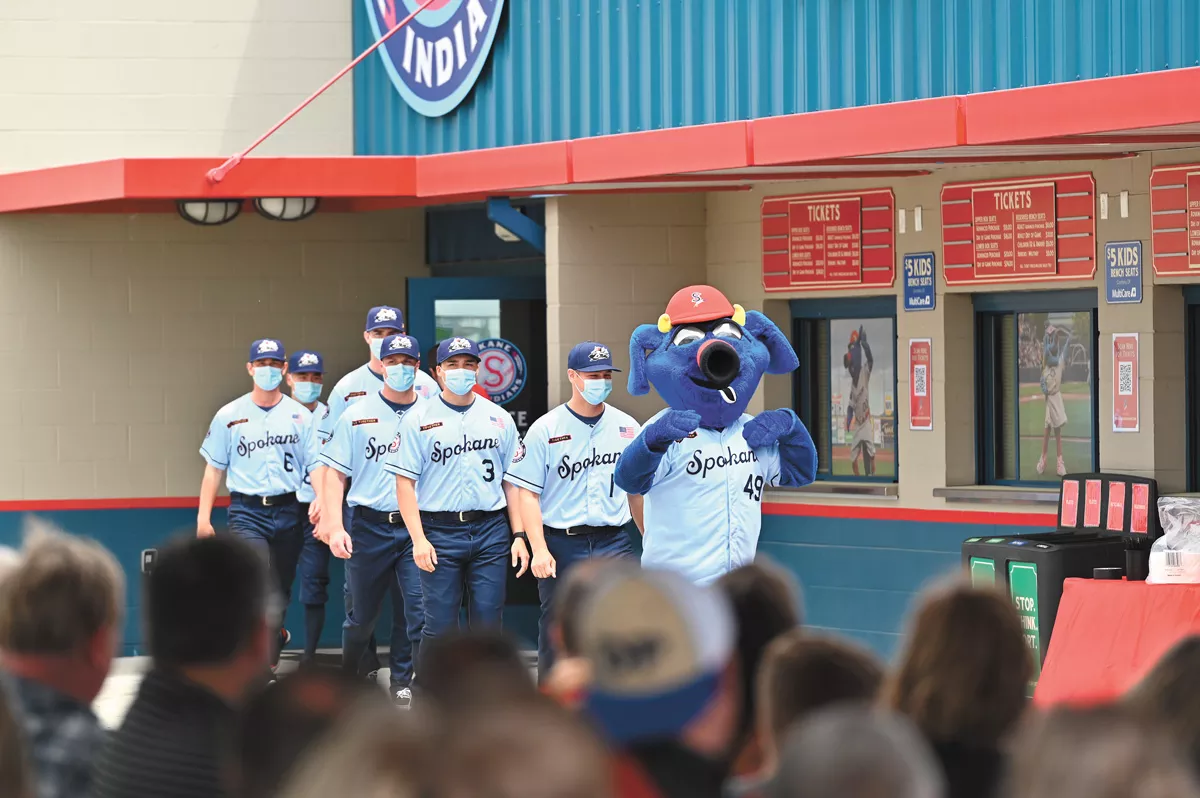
(369, 337, 384, 360)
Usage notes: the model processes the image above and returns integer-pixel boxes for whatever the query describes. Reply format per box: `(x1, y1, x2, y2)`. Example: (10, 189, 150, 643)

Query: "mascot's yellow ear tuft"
(732, 304, 746, 326)
(657, 314, 672, 334)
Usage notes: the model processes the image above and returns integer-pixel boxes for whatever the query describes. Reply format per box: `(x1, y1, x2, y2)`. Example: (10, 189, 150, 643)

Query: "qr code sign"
(914, 364, 928, 397)
(1118, 361, 1133, 396)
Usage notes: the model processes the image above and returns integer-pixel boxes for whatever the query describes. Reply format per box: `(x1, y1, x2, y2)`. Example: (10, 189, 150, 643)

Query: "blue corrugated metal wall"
(354, 0, 1200, 156)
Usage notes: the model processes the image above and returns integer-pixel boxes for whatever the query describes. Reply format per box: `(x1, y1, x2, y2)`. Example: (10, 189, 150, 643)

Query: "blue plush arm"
(742, 408, 818, 488)
(614, 409, 701, 495)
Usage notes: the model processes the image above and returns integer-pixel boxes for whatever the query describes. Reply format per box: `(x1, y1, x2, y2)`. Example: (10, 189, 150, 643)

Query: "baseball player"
(844, 325, 875, 476)
(1038, 323, 1070, 477)
(319, 334, 426, 707)
(386, 336, 531, 667)
(197, 339, 322, 667)
(504, 340, 642, 682)
(285, 350, 331, 667)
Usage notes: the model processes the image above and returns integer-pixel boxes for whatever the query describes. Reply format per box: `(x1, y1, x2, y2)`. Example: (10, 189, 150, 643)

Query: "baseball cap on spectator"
(249, 339, 285, 362)
(380, 334, 421, 360)
(365, 306, 403, 332)
(288, 351, 324, 374)
(436, 336, 481, 364)
(579, 568, 736, 745)
(568, 342, 622, 373)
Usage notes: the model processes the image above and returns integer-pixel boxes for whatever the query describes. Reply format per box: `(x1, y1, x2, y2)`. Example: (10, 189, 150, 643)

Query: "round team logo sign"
(477, 338, 527, 405)
(365, 0, 507, 118)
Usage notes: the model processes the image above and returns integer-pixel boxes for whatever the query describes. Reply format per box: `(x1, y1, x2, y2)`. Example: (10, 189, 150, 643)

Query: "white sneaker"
(1056, 457, 1067, 476)
(393, 687, 413, 709)
(1036, 454, 1046, 474)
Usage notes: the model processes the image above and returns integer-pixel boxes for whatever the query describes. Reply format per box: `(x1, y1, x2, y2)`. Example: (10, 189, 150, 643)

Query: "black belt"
(545, 524, 624, 537)
(420, 509, 502, 525)
(356, 507, 405, 525)
(231, 492, 297, 507)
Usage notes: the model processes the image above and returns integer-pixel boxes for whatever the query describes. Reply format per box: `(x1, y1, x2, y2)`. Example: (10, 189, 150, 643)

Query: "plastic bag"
(1149, 497, 1200, 584)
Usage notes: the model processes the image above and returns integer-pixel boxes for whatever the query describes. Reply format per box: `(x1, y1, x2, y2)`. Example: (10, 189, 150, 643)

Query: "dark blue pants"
(340, 499, 380, 673)
(536, 527, 636, 681)
(227, 498, 303, 667)
(419, 512, 510, 659)
(343, 511, 425, 688)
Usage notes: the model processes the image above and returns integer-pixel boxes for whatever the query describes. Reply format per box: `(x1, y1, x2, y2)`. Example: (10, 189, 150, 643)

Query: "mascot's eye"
(672, 327, 705, 347)
(712, 322, 743, 340)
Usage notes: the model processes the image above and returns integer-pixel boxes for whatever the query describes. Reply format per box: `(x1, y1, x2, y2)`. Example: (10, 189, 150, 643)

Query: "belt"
(420, 509, 502, 525)
(230, 492, 297, 507)
(545, 524, 624, 537)
(356, 507, 405, 525)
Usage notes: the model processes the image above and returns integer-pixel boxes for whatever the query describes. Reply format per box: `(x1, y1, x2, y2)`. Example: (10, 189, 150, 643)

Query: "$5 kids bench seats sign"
(366, 0, 506, 117)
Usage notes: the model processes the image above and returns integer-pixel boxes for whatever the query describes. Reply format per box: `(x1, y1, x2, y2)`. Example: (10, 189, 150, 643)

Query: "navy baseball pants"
(227, 496, 303, 667)
(536, 526, 636, 682)
(343, 511, 425, 688)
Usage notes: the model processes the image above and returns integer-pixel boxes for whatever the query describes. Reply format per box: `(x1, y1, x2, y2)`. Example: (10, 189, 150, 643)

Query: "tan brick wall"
(546, 194, 707, 422)
(0, 209, 425, 500)
(0, 0, 351, 172)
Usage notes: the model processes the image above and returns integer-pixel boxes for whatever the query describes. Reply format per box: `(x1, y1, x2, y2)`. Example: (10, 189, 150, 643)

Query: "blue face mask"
(369, 337, 384, 361)
(292, 381, 322, 404)
(581, 378, 612, 406)
(384, 364, 417, 392)
(254, 366, 283, 391)
(443, 368, 477, 396)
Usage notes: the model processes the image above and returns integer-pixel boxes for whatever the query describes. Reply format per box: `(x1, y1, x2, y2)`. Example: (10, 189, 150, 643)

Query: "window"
(792, 297, 898, 482)
(975, 291, 1098, 485)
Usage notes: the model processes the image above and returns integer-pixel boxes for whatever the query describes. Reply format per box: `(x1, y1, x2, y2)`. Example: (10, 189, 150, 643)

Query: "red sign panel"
(1106, 481, 1126, 533)
(1131, 483, 1150, 534)
(908, 339, 932, 431)
(941, 173, 1096, 286)
(762, 189, 895, 292)
(1149, 163, 1200, 275)
(1113, 333, 1139, 433)
(1083, 479, 1103, 528)
(1060, 479, 1080, 527)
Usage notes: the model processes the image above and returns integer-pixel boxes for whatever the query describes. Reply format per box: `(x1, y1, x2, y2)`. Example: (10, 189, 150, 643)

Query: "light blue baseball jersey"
(637, 410, 782, 586)
(504, 404, 640, 528)
(296, 399, 327, 504)
(320, 363, 438, 438)
(200, 394, 321, 496)
(319, 391, 423, 512)
(385, 396, 519, 513)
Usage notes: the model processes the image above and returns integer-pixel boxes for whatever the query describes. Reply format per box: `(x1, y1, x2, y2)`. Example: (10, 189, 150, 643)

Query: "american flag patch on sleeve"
(489, 415, 506, 430)
(619, 426, 637, 439)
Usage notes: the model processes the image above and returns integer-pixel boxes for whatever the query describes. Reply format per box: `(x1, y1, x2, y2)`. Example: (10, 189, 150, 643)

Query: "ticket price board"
(761, 189, 896, 292)
(1149, 164, 1200, 275)
(941, 173, 1096, 286)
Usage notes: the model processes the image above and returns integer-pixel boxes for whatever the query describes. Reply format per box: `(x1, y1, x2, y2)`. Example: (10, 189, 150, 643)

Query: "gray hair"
(770, 706, 944, 798)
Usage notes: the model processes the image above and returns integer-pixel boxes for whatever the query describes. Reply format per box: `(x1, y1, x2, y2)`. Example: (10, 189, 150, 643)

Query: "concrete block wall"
(0, 0, 352, 173)
(0, 209, 425, 500)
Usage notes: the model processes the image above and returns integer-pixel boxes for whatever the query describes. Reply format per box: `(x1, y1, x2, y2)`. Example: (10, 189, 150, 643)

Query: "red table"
(1034, 578, 1200, 706)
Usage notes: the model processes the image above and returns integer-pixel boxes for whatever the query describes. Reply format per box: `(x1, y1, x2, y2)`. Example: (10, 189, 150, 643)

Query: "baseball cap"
(436, 336, 481, 364)
(379, 333, 421, 360)
(568, 341, 622, 373)
(660, 285, 737, 328)
(249, 339, 285, 362)
(580, 568, 736, 745)
(365, 305, 404, 332)
(288, 350, 324, 374)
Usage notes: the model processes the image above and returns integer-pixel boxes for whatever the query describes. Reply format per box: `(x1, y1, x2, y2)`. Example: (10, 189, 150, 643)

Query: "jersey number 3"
(482, 459, 495, 482)
(743, 474, 764, 503)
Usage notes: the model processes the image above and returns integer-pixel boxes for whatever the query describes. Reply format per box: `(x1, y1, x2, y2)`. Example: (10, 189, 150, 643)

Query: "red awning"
(4, 67, 1200, 214)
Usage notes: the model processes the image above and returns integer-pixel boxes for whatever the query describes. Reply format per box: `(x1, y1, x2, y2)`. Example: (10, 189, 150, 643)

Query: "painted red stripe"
(762, 502, 1057, 527)
(0, 496, 232, 512)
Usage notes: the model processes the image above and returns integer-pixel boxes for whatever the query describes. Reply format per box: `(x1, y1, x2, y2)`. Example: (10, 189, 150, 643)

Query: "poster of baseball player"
(829, 318, 897, 478)
(1018, 312, 1094, 480)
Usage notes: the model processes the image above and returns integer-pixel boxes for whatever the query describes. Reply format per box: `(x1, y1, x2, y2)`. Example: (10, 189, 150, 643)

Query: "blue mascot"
(614, 285, 818, 585)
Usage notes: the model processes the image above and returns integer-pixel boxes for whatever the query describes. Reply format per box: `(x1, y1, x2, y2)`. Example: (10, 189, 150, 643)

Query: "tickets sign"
(1113, 333, 1139, 432)
(941, 173, 1096, 286)
(761, 189, 896, 292)
(1149, 164, 1200, 275)
(909, 339, 932, 431)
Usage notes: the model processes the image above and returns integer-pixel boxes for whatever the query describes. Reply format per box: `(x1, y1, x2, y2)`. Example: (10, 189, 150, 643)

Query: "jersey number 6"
(482, 459, 495, 482)
(283, 453, 296, 473)
(743, 474, 764, 502)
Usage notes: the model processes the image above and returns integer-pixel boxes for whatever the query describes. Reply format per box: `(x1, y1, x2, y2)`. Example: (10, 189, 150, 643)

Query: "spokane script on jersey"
(236, 432, 300, 456)
(365, 435, 401, 463)
(685, 445, 760, 479)
(557, 450, 621, 480)
(430, 435, 501, 464)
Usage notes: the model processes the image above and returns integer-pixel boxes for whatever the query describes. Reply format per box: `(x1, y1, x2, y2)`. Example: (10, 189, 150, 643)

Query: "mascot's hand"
(742, 408, 798, 450)
(644, 409, 702, 453)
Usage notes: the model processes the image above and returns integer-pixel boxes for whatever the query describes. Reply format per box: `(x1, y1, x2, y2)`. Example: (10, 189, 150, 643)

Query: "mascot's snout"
(697, 339, 739, 393)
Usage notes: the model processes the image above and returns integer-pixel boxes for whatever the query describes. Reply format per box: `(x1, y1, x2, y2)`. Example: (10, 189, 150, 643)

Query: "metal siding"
(355, 0, 1200, 156)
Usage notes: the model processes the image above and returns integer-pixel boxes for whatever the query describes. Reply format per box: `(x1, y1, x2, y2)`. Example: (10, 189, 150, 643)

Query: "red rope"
(206, 0, 438, 185)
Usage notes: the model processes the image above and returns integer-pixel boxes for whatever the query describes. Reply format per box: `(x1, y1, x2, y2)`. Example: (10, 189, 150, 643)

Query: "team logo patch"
(512, 441, 526, 464)
(448, 337, 472, 352)
(691, 291, 704, 307)
(388, 336, 413, 351)
(345, 391, 367, 400)
(227, 418, 249, 428)
(374, 307, 399, 324)
(352, 418, 379, 426)
(257, 340, 280, 354)
(548, 434, 572, 445)
(365, 0, 507, 119)
(477, 338, 527, 406)
(420, 422, 444, 432)
(588, 345, 610, 361)
(298, 352, 320, 367)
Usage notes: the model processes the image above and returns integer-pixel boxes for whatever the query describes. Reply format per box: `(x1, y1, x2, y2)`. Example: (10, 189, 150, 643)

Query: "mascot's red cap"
(657, 285, 745, 333)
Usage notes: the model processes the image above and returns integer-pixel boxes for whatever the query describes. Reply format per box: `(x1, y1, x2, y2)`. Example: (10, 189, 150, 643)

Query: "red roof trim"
(415, 141, 570, 196)
(571, 121, 752, 183)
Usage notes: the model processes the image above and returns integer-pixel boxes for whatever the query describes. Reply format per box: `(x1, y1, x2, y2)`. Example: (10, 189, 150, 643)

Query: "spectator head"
(884, 579, 1031, 747)
(437, 695, 613, 798)
(146, 536, 270, 701)
(1005, 704, 1200, 798)
(418, 629, 536, 711)
(553, 558, 630, 659)
(580, 568, 741, 762)
(770, 706, 944, 798)
(0, 546, 20, 585)
(756, 630, 884, 773)
(0, 519, 124, 703)
(716, 559, 804, 773)
(1128, 636, 1200, 779)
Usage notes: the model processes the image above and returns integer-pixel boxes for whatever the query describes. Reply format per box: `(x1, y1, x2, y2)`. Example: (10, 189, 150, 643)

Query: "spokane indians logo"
(477, 338, 526, 406)
(366, 0, 506, 118)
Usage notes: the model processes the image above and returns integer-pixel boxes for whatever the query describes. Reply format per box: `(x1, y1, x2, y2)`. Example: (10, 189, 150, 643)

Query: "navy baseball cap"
(365, 306, 404, 332)
(380, 333, 421, 360)
(436, 336, 481, 364)
(568, 341, 622, 373)
(249, 339, 285, 362)
(288, 350, 324, 374)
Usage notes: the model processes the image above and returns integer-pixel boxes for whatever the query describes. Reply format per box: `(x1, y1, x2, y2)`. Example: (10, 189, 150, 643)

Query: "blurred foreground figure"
(1128, 635, 1200, 780)
(416, 629, 537, 712)
(769, 706, 944, 798)
(0, 651, 35, 798)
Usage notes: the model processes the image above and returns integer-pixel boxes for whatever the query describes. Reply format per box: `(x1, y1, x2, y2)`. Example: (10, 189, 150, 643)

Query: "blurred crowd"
(1, 522, 1199, 798)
